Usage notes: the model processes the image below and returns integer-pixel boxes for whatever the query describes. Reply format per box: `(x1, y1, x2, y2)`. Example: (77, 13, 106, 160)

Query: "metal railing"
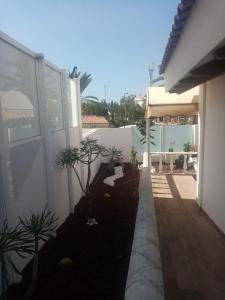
(150, 151, 198, 173)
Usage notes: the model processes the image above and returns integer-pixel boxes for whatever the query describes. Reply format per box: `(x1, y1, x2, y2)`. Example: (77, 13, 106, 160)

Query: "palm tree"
(69, 66, 98, 102)
(79, 72, 92, 94)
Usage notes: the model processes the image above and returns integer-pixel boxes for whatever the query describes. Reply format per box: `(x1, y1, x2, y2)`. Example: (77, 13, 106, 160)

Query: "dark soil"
(8, 163, 140, 300)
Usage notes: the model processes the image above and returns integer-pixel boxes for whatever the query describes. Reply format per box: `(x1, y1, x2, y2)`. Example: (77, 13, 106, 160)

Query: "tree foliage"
(69, 66, 99, 102)
(82, 100, 108, 116)
(82, 94, 145, 127)
(136, 118, 155, 145)
(79, 72, 92, 95)
(57, 138, 105, 226)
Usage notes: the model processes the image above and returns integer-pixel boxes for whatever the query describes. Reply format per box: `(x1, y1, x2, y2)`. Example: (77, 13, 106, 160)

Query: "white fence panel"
(0, 32, 83, 287)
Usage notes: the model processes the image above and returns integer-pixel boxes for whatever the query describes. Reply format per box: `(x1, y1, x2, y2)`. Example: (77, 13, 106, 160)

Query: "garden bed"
(8, 163, 140, 300)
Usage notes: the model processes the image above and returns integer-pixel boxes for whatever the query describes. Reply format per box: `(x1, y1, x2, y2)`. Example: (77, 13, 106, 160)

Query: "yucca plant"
(57, 138, 105, 226)
(130, 146, 138, 169)
(103, 146, 124, 170)
(0, 221, 33, 300)
(19, 206, 58, 300)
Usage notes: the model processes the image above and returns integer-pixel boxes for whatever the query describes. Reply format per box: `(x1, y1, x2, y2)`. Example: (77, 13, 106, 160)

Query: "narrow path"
(154, 174, 225, 300)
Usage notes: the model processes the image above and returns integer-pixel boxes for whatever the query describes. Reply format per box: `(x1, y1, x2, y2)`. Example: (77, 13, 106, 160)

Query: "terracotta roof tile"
(82, 115, 109, 124)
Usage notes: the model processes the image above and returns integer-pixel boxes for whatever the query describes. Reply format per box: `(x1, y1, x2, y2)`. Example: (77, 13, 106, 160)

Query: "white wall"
(200, 74, 225, 233)
(0, 32, 85, 294)
(83, 127, 133, 162)
(82, 127, 141, 185)
(48, 130, 70, 224)
(68, 126, 83, 207)
(164, 0, 225, 90)
(4, 140, 48, 227)
(0, 33, 83, 285)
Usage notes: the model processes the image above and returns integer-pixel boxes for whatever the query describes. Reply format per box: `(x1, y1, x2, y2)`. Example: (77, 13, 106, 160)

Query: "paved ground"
(154, 174, 225, 300)
(172, 175, 196, 200)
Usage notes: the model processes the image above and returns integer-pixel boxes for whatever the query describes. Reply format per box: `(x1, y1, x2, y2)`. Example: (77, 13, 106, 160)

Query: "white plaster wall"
(6, 140, 48, 227)
(192, 124, 198, 145)
(68, 79, 82, 128)
(87, 128, 133, 161)
(69, 126, 83, 207)
(164, 0, 225, 90)
(48, 130, 70, 225)
(82, 127, 134, 187)
(201, 74, 225, 233)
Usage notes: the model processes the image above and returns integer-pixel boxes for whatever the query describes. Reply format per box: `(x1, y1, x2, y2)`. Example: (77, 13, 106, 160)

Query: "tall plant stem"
(25, 238, 39, 300)
(86, 159, 92, 219)
(72, 165, 85, 194)
(0, 255, 8, 300)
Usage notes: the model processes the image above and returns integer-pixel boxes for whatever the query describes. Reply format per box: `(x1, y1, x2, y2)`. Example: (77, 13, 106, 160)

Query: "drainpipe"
(146, 92, 150, 167)
(74, 77, 85, 197)
(198, 83, 206, 209)
(145, 65, 153, 168)
(0, 100, 8, 227)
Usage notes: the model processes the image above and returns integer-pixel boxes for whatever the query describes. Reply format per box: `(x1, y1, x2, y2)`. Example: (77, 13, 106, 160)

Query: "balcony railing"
(150, 152, 198, 173)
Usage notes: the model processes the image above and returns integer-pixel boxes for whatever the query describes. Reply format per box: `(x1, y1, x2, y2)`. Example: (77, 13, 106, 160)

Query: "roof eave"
(159, 0, 196, 75)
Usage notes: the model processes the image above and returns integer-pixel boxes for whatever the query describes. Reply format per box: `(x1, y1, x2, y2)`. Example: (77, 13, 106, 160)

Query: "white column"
(61, 71, 75, 213)
(0, 100, 8, 226)
(192, 125, 195, 145)
(35, 55, 54, 212)
(74, 78, 85, 195)
(160, 126, 163, 152)
(198, 83, 206, 207)
(146, 116, 150, 167)
(183, 154, 187, 173)
(170, 154, 174, 172)
(159, 154, 163, 173)
(145, 87, 150, 168)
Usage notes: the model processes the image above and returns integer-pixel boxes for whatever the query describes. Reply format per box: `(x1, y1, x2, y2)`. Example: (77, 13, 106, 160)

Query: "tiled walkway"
(153, 174, 225, 300)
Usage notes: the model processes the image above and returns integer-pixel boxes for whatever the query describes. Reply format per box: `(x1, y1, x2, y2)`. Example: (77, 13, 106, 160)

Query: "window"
(0, 40, 40, 142)
(44, 65, 63, 131)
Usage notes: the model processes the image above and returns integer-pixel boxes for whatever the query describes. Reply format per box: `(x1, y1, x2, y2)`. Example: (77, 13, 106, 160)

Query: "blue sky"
(0, 0, 179, 101)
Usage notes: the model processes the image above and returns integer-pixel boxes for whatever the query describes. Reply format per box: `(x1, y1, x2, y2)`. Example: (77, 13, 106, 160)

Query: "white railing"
(150, 152, 198, 173)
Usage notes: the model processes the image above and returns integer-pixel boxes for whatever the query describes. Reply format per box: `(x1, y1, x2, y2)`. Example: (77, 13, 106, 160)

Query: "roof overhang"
(160, 0, 196, 74)
(146, 86, 198, 118)
(148, 103, 198, 117)
(161, 0, 225, 93)
(169, 40, 225, 93)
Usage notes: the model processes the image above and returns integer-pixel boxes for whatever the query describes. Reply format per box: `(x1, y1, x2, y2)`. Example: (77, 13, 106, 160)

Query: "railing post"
(159, 154, 163, 173)
(170, 154, 174, 173)
(183, 154, 187, 173)
(150, 151, 197, 175)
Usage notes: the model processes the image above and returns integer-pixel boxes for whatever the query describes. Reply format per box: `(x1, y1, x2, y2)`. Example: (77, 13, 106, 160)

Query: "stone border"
(125, 167, 165, 300)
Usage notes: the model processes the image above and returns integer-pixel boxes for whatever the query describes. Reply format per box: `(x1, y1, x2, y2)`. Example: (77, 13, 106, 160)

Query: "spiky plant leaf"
(57, 147, 80, 168)
(81, 95, 99, 103)
(0, 221, 33, 298)
(19, 205, 58, 243)
(57, 138, 106, 223)
(102, 146, 124, 162)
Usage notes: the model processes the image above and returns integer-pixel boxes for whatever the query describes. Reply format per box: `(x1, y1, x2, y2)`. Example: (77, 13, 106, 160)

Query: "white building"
(160, 0, 225, 234)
